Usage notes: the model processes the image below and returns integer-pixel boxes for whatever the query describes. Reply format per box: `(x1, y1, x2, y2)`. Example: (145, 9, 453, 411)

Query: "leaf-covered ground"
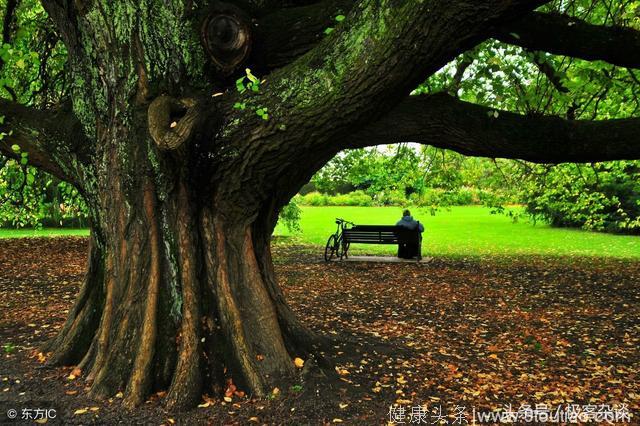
(0, 237, 638, 424)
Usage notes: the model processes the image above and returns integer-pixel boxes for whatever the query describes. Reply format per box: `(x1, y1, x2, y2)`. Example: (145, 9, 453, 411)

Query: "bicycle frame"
(324, 218, 355, 261)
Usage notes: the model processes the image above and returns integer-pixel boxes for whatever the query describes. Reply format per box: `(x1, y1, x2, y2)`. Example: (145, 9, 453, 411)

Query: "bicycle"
(324, 218, 354, 262)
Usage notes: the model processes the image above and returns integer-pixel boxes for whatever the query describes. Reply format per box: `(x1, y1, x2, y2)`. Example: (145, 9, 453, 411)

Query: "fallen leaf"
(335, 367, 349, 376)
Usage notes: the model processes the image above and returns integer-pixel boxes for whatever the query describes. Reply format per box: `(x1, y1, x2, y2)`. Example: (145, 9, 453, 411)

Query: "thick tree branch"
(0, 99, 90, 183)
(496, 12, 640, 69)
(254, 0, 351, 71)
(346, 93, 640, 163)
(257, 5, 640, 73)
(229, 0, 547, 148)
(213, 0, 548, 209)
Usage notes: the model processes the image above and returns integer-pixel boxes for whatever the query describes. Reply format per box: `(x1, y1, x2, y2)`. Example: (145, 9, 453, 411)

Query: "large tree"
(1, 0, 640, 410)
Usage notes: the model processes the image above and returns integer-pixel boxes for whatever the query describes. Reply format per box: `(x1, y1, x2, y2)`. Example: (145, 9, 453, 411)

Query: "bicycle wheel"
(324, 235, 337, 261)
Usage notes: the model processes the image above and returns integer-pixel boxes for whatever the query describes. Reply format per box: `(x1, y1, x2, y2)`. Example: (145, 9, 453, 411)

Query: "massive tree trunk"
(0, 0, 639, 412)
(39, 135, 321, 409)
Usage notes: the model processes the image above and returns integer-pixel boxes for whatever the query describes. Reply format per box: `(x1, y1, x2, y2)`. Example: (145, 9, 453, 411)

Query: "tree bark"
(42, 143, 315, 409)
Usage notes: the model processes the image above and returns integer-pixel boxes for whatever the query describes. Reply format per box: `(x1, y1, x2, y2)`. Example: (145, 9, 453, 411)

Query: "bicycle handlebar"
(335, 218, 354, 226)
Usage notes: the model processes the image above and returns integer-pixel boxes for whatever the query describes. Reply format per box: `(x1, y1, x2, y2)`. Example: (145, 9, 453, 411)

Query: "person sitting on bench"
(396, 209, 424, 259)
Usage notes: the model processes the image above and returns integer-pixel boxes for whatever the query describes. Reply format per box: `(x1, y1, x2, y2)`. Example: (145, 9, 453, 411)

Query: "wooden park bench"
(342, 224, 422, 261)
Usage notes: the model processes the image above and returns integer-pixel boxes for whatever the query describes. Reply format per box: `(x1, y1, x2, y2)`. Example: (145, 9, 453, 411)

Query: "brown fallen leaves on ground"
(0, 237, 638, 424)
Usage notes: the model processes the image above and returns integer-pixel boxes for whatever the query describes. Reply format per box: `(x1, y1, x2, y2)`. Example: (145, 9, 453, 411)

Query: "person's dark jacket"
(396, 215, 424, 232)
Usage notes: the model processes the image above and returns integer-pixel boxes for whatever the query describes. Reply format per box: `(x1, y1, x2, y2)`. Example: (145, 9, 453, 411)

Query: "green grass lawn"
(0, 228, 89, 239)
(274, 206, 640, 259)
(1, 206, 638, 259)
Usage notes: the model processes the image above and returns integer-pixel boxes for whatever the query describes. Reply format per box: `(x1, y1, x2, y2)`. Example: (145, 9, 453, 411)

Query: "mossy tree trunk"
(2, 0, 640, 411)
(39, 121, 321, 408)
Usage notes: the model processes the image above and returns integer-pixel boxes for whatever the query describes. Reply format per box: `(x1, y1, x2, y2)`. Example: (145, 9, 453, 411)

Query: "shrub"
(299, 190, 374, 206)
(278, 198, 302, 232)
(441, 187, 474, 205)
(328, 190, 374, 206)
(414, 188, 478, 207)
(298, 188, 514, 209)
(299, 191, 329, 206)
(375, 190, 407, 206)
(414, 188, 444, 207)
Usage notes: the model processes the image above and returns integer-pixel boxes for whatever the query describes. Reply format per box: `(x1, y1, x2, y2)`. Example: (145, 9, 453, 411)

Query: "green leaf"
(245, 68, 259, 84)
(324, 27, 334, 35)
(235, 76, 246, 93)
(11, 144, 20, 153)
(335, 15, 346, 22)
(256, 108, 269, 121)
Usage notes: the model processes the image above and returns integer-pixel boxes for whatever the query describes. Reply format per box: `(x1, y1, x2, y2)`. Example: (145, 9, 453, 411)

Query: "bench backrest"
(343, 225, 421, 244)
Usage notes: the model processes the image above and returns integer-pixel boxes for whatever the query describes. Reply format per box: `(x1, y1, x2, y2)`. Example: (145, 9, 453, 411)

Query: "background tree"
(1, 0, 640, 411)
(0, 0, 78, 227)
(523, 161, 640, 233)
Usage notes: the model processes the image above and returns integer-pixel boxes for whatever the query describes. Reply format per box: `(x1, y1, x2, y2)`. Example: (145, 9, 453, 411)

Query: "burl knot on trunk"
(201, 2, 252, 76)
(147, 95, 200, 151)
